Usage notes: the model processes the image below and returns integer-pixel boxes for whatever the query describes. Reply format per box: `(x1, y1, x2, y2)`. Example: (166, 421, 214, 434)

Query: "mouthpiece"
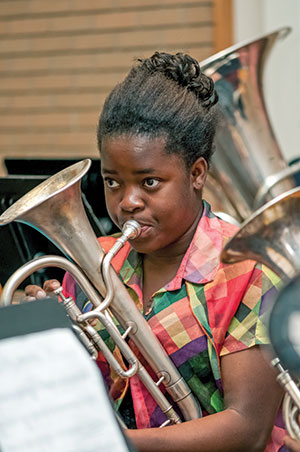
(122, 220, 141, 240)
(105, 220, 141, 260)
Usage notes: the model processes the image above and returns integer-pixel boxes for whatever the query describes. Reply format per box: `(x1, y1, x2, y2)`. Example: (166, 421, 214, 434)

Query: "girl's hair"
(97, 51, 218, 168)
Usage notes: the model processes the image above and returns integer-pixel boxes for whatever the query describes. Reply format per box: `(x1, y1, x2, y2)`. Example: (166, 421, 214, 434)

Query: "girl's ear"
(191, 157, 208, 191)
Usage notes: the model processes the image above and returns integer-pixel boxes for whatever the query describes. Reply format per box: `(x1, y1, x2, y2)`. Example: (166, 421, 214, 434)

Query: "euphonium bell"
(0, 159, 201, 426)
(221, 186, 300, 282)
(201, 27, 300, 222)
(221, 186, 300, 440)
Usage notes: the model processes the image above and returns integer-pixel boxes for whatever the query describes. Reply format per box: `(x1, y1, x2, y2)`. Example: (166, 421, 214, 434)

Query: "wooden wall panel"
(213, 0, 233, 52)
(0, 0, 232, 173)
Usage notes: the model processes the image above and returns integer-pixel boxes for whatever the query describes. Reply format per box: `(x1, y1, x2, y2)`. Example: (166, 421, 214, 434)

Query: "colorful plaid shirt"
(63, 201, 286, 451)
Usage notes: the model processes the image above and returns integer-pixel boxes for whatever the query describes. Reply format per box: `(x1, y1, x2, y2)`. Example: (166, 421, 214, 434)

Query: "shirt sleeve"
(220, 264, 282, 356)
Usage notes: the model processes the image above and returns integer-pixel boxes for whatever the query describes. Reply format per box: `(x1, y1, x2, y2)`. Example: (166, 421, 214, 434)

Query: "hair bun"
(138, 51, 218, 109)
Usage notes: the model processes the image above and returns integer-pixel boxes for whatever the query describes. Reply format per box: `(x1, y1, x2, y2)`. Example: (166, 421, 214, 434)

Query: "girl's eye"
(104, 178, 120, 189)
(143, 178, 159, 188)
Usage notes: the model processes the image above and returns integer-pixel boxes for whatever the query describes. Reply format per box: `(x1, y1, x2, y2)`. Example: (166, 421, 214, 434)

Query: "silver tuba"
(201, 27, 300, 223)
(0, 159, 201, 427)
(221, 186, 300, 440)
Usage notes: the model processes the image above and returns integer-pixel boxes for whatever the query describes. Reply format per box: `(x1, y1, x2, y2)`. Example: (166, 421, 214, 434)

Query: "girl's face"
(100, 134, 207, 256)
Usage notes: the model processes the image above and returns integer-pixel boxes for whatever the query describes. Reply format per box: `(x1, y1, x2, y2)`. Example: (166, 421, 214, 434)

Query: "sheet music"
(0, 329, 130, 452)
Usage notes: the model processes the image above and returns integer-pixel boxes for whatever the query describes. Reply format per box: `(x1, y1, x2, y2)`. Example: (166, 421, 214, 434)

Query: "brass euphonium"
(201, 27, 300, 223)
(221, 186, 300, 440)
(0, 159, 201, 427)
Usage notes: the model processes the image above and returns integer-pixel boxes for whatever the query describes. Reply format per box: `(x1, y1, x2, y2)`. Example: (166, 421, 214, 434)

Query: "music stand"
(0, 299, 135, 452)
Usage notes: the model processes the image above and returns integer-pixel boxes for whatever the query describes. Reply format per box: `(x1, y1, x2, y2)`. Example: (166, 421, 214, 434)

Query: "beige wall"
(0, 0, 229, 174)
(233, 0, 300, 163)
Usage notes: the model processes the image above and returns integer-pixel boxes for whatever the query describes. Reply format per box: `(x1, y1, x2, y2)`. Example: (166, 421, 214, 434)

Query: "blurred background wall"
(1, 0, 298, 173)
(0, 0, 232, 175)
(233, 0, 300, 163)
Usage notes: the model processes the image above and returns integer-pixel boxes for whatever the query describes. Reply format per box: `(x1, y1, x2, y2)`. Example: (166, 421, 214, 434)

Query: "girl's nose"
(119, 188, 144, 213)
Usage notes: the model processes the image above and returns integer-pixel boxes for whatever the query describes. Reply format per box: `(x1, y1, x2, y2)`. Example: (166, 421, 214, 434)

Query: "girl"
(26, 52, 286, 452)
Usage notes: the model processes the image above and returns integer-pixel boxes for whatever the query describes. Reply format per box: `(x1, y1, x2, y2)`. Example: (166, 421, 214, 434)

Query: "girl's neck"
(143, 206, 202, 267)
(141, 208, 202, 306)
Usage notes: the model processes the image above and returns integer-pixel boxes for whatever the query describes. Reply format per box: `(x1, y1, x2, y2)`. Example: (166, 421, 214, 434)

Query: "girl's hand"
(24, 279, 98, 327)
(24, 279, 61, 301)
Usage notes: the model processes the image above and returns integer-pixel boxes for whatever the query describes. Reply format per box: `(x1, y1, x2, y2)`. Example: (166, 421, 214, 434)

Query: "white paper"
(0, 329, 130, 452)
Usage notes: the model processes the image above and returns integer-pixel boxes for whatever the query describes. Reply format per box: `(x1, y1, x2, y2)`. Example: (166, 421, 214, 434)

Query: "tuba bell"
(221, 186, 300, 440)
(201, 27, 300, 223)
(0, 159, 201, 427)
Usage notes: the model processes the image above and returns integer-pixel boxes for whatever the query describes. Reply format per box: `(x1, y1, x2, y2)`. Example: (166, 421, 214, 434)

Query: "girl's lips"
(119, 220, 154, 239)
(138, 224, 152, 237)
(126, 223, 153, 240)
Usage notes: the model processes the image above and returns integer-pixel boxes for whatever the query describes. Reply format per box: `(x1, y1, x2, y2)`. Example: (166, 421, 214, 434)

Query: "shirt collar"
(120, 201, 239, 291)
